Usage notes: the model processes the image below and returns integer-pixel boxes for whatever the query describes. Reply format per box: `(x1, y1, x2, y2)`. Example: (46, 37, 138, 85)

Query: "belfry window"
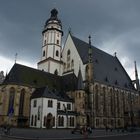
(57, 40, 59, 45)
(43, 51, 45, 57)
(56, 50, 59, 57)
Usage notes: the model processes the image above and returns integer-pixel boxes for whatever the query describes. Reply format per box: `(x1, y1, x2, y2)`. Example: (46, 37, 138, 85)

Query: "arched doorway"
(46, 113, 53, 128)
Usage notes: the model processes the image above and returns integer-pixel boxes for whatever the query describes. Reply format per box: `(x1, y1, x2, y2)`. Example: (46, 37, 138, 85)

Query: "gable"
(71, 35, 134, 90)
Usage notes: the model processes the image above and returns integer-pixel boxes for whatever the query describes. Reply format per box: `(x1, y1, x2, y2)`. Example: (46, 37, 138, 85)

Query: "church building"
(0, 8, 140, 129)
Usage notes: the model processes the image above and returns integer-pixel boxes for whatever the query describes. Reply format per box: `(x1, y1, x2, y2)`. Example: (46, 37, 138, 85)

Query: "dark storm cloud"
(0, 0, 140, 75)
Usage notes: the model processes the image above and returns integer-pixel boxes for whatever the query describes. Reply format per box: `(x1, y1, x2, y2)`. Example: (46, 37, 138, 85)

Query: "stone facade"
(0, 84, 34, 127)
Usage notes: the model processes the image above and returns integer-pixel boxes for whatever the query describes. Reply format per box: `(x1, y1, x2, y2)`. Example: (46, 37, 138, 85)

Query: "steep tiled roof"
(71, 35, 134, 90)
(3, 63, 77, 91)
(31, 86, 73, 102)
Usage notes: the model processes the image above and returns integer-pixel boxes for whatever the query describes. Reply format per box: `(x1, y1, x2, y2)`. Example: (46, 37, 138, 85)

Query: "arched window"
(19, 89, 25, 116)
(110, 89, 114, 116)
(43, 50, 45, 57)
(71, 59, 74, 69)
(67, 50, 71, 70)
(116, 90, 119, 116)
(95, 85, 98, 113)
(103, 87, 106, 116)
(67, 50, 70, 55)
(57, 40, 59, 45)
(61, 116, 64, 126)
(85, 65, 89, 80)
(31, 115, 34, 126)
(56, 50, 59, 57)
(8, 87, 15, 115)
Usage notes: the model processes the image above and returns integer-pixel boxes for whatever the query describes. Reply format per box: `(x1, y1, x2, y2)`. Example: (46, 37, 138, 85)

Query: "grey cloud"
(0, 0, 140, 74)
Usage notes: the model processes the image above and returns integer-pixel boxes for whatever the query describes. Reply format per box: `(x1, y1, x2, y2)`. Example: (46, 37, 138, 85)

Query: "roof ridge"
(71, 35, 115, 59)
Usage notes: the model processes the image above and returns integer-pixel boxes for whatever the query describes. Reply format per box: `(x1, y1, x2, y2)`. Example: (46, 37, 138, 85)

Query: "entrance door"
(46, 113, 53, 128)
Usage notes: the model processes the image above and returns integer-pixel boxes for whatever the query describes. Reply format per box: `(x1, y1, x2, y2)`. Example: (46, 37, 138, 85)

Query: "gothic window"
(95, 85, 99, 113)
(67, 50, 71, 70)
(71, 59, 74, 69)
(103, 87, 106, 116)
(116, 90, 119, 116)
(48, 100, 53, 107)
(33, 100, 37, 107)
(43, 50, 45, 57)
(54, 69, 58, 75)
(19, 89, 25, 116)
(61, 116, 64, 126)
(56, 50, 59, 57)
(85, 65, 89, 80)
(31, 115, 34, 126)
(110, 89, 114, 116)
(57, 39, 59, 44)
(8, 87, 15, 115)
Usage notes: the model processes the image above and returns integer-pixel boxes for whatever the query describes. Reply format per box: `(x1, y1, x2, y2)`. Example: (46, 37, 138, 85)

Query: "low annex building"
(30, 86, 76, 128)
(0, 8, 140, 129)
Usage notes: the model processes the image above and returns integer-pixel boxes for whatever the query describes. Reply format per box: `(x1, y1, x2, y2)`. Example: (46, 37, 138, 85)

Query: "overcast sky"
(0, 0, 140, 80)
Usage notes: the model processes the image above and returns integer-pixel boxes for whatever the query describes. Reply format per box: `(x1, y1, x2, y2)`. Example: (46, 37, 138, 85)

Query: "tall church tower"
(38, 9, 63, 75)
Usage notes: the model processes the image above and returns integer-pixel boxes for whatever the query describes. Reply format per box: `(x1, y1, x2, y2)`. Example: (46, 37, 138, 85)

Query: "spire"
(134, 61, 139, 91)
(88, 35, 92, 63)
(77, 66, 84, 90)
(135, 61, 138, 80)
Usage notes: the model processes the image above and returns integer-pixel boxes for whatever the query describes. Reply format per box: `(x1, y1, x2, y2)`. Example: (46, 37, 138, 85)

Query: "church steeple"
(88, 35, 92, 63)
(38, 9, 63, 75)
(134, 61, 139, 91)
(87, 35, 93, 83)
